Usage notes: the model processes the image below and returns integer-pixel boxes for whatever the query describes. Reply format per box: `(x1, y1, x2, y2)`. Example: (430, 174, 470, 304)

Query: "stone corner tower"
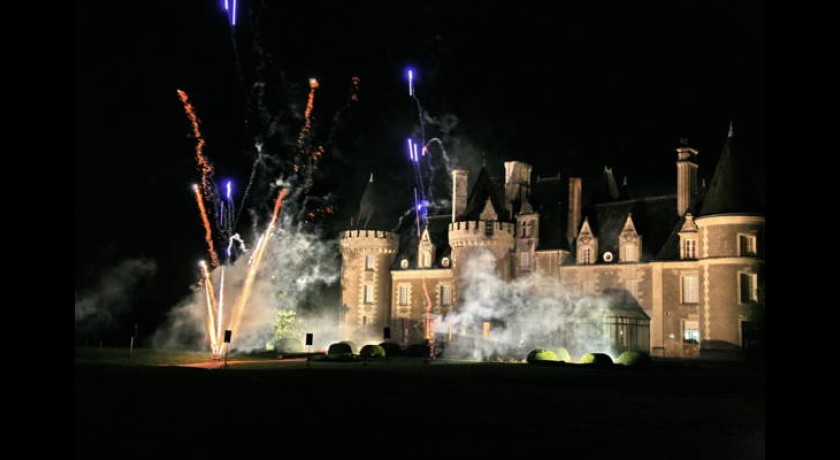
(339, 174, 399, 343)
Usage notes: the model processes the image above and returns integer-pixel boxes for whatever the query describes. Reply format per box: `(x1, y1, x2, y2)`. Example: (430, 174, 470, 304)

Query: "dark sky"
(75, 1, 764, 334)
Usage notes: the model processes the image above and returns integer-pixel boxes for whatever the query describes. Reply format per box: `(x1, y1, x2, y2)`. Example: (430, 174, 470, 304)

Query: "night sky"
(75, 1, 764, 338)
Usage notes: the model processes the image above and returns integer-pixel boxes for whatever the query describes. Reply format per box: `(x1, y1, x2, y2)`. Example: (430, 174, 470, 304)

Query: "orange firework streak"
(193, 185, 220, 267)
(205, 273, 221, 347)
(201, 264, 219, 355)
(422, 279, 435, 355)
(297, 79, 320, 149)
(227, 189, 290, 340)
(177, 90, 214, 198)
(350, 76, 360, 102)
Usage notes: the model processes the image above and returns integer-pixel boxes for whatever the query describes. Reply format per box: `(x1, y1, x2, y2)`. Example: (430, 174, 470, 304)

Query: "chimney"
(676, 138, 699, 216)
(452, 169, 469, 222)
(567, 177, 582, 240)
(504, 161, 533, 214)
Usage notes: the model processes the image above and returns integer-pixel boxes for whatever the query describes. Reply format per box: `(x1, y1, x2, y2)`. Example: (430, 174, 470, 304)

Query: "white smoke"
(153, 216, 340, 352)
(436, 249, 614, 361)
(75, 258, 157, 335)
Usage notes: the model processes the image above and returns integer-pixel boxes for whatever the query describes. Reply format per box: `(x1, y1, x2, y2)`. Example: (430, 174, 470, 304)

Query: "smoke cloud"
(437, 249, 614, 361)
(153, 217, 340, 352)
(75, 258, 157, 336)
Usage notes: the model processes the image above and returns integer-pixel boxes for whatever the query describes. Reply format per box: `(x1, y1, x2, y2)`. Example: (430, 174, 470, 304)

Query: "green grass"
(74, 347, 273, 366)
(76, 358, 765, 458)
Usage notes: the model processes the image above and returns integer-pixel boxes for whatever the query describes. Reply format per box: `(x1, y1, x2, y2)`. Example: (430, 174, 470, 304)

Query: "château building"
(339, 126, 764, 358)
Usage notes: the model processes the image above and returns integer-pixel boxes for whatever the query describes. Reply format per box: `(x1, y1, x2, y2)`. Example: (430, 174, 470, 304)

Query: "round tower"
(694, 123, 764, 358)
(339, 229, 398, 342)
(339, 174, 399, 343)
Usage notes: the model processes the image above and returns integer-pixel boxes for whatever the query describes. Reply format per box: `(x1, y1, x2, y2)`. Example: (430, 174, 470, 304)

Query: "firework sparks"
(227, 233, 247, 259)
(422, 279, 435, 357)
(297, 78, 320, 150)
(228, 188, 290, 340)
(407, 68, 415, 97)
(217, 267, 225, 348)
(177, 90, 215, 201)
(350, 75, 361, 102)
(199, 261, 220, 355)
(193, 184, 220, 267)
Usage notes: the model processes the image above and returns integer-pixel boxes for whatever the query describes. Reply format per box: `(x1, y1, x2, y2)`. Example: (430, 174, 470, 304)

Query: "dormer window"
(678, 213, 699, 260)
(418, 227, 435, 268)
(576, 218, 598, 265)
(619, 214, 642, 263)
(682, 238, 698, 259)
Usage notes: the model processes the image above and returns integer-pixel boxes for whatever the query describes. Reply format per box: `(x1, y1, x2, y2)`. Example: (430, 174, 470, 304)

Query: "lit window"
(620, 243, 639, 262)
(739, 234, 757, 257)
(683, 321, 699, 344)
(683, 239, 697, 259)
(363, 285, 374, 304)
(365, 255, 375, 270)
(398, 285, 410, 306)
(739, 273, 758, 303)
(439, 285, 452, 306)
(681, 275, 699, 304)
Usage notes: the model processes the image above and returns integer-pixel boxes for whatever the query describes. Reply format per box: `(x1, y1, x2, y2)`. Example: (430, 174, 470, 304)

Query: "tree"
(273, 309, 303, 342)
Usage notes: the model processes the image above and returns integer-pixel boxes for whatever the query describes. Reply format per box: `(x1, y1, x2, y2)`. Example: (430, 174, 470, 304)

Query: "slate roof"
(457, 167, 511, 222)
(699, 128, 764, 216)
(583, 195, 682, 262)
(354, 174, 396, 231)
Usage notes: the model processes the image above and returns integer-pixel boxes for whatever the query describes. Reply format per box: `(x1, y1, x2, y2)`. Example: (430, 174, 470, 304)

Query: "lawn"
(74, 346, 274, 366)
(75, 350, 764, 458)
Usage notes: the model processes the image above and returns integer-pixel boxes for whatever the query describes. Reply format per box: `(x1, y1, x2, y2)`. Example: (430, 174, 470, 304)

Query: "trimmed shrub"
(275, 338, 304, 354)
(339, 341, 358, 354)
(379, 342, 402, 357)
(360, 344, 386, 359)
(327, 342, 352, 355)
(405, 342, 431, 358)
(552, 347, 572, 362)
(526, 349, 560, 364)
(579, 353, 613, 367)
(616, 351, 651, 367)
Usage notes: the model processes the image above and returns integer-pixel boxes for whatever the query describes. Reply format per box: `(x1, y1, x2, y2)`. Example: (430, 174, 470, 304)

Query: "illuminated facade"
(339, 128, 764, 358)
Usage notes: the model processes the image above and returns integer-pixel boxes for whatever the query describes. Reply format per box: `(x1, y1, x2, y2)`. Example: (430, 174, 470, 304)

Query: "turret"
(694, 123, 764, 358)
(339, 174, 399, 342)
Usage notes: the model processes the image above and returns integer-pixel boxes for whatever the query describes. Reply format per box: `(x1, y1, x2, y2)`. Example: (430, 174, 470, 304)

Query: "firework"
(407, 68, 415, 97)
(177, 90, 215, 201)
(217, 267, 225, 349)
(193, 184, 220, 267)
(199, 261, 220, 355)
(407, 138, 415, 162)
(228, 188, 290, 340)
(421, 279, 435, 357)
(297, 78, 320, 149)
